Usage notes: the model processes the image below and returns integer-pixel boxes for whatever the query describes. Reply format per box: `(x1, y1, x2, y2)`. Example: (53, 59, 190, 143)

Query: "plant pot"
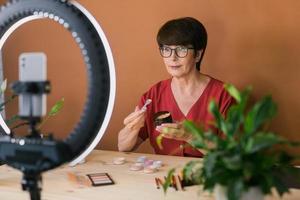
(214, 184, 264, 200)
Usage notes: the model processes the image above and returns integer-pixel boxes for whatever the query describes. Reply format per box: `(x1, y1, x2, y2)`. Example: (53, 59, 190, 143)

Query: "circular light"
(0, 0, 116, 167)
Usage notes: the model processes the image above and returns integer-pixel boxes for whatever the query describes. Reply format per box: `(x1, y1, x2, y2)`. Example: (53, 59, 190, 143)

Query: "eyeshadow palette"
(86, 173, 114, 186)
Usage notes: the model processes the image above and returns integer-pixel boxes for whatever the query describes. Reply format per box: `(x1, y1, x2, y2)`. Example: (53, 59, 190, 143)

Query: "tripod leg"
(29, 189, 41, 200)
(22, 172, 42, 200)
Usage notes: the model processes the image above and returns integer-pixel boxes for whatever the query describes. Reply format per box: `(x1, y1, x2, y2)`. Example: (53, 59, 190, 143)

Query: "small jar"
(153, 111, 173, 126)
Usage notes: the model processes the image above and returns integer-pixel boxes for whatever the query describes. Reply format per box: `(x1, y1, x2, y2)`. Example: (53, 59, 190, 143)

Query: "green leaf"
(203, 152, 219, 177)
(224, 84, 241, 103)
(222, 154, 242, 170)
(209, 100, 228, 136)
(244, 132, 285, 154)
(156, 134, 164, 149)
(5, 115, 20, 126)
(271, 174, 289, 196)
(184, 120, 204, 137)
(183, 161, 197, 180)
(0, 94, 17, 109)
(49, 97, 64, 116)
(189, 139, 206, 149)
(205, 131, 220, 142)
(244, 96, 277, 135)
(239, 86, 252, 110)
(183, 120, 207, 149)
(190, 167, 203, 185)
(183, 160, 203, 185)
(224, 87, 251, 137)
(271, 165, 300, 196)
(162, 168, 175, 194)
(243, 165, 253, 180)
(225, 104, 243, 137)
(37, 97, 65, 130)
(227, 178, 244, 200)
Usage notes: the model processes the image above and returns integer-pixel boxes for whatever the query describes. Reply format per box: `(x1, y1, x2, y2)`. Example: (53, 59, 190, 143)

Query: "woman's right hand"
(118, 106, 146, 152)
(123, 106, 146, 131)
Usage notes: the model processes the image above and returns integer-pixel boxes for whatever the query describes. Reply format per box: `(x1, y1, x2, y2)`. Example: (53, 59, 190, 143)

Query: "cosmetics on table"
(129, 156, 163, 173)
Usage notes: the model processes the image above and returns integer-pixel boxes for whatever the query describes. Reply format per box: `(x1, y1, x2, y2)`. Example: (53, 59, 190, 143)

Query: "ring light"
(0, 0, 116, 167)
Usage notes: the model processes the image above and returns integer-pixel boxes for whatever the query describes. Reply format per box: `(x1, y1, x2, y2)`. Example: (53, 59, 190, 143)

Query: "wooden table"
(0, 150, 299, 200)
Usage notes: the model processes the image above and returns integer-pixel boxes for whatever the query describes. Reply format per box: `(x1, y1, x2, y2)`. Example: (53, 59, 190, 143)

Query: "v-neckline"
(169, 77, 212, 118)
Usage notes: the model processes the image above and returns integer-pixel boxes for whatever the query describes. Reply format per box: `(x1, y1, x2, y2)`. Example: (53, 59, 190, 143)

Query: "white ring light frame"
(0, 0, 116, 167)
(69, 1, 116, 166)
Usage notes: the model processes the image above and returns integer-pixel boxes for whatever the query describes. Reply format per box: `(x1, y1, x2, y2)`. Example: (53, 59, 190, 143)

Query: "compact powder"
(153, 111, 173, 126)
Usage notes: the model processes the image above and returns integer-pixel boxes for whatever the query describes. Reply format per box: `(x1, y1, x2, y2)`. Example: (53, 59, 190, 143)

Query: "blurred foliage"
(163, 84, 300, 200)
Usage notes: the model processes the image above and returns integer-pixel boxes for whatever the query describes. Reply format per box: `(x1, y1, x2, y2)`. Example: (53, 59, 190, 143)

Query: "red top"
(138, 76, 234, 157)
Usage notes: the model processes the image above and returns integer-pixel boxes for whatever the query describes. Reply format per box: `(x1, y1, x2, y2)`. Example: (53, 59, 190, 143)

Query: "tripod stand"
(20, 117, 43, 200)
(22, 171, 42, 200)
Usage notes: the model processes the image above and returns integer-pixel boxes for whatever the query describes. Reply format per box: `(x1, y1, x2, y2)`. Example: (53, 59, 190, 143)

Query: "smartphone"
(18, 52, 47, 117)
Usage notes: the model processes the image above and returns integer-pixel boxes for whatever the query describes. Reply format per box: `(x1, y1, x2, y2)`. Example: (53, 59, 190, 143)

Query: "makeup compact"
(113, 157, 126, 165)
(129, 163, 144, 171)
(87, 173, 114, 186)
(136, 156, 147, 163)
(153, 111, 173, 126)
(143, 165, 158, 174)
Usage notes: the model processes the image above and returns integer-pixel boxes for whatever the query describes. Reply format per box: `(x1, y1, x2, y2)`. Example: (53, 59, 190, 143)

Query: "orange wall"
(1, 0, 300, 154)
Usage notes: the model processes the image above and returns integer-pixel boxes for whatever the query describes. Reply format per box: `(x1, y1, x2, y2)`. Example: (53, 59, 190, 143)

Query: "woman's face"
(161, 45, 200, 78)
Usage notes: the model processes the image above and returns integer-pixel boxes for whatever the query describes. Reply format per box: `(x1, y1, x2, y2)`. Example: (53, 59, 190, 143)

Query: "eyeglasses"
(159, 46, 194, 58)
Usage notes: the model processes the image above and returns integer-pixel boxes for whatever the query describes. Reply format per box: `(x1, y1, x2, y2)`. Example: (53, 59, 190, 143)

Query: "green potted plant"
(163, 84, 300, 200)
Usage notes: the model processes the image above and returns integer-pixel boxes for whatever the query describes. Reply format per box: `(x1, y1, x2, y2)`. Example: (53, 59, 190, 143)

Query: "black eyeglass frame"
(159, 46, 194, 58)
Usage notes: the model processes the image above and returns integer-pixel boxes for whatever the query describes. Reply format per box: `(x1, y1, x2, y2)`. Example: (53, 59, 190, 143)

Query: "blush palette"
(87, 173, 114, 186)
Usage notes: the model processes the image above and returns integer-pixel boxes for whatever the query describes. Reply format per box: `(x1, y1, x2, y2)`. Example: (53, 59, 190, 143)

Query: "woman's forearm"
(118, 126, 141, 152)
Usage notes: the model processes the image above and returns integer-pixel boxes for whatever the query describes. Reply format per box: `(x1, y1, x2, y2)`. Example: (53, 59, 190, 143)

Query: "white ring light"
(0, 0, 116, 167)
(69, 0, 116, 166)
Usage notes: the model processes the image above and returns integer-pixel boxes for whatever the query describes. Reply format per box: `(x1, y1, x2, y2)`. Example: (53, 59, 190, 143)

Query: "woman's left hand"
(156, 122, 192, 142)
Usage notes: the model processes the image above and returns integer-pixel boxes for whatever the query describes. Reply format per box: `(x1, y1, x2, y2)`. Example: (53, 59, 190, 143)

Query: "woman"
(118, 17, 234, 157)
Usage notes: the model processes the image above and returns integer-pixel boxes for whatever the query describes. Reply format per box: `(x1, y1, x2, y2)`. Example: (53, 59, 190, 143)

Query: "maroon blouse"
(138, 76, 234, 157)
